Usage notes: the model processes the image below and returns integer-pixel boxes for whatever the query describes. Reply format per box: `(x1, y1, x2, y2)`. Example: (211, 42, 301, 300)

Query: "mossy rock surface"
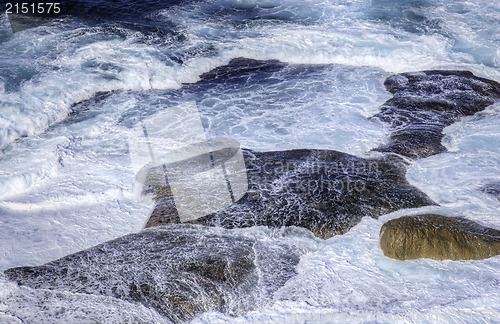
(380, 214, 500, 261)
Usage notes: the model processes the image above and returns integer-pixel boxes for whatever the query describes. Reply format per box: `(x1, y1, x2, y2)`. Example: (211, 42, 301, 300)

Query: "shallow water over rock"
(5, 225, 310, 322)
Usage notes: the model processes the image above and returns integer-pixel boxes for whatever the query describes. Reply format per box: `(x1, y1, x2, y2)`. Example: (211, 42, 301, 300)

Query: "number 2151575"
(5, 3, 61, 14)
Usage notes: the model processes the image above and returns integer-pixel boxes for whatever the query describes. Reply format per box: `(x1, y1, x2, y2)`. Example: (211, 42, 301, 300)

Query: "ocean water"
(0, 0, 499, 322)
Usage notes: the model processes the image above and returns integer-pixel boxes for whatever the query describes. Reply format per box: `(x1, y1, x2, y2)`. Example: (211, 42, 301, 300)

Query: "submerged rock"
(0, 273, 168, 324)
(5, 225, 308, 322)
(380, 214, 500, 260)
(146, 149, 435, 238)
(373, 70, 500, 159)
(481, 181, 500, 201)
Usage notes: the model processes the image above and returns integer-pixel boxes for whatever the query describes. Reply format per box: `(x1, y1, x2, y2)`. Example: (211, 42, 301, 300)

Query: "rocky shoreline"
(146, 148, 435, 238)
(3, 60, 500, 322)
(146, 62, 500, 240)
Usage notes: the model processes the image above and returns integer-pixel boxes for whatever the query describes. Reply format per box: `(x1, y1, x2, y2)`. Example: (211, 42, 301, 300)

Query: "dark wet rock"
(194, 57, 287, 87)
(380, 214, 500, 260)
(481, 182, 500, 200)
(146, 149, 436, 238)
(5, 225, 307, 322)
(143, 64, 500, 239)
(373, 70, 500, 159)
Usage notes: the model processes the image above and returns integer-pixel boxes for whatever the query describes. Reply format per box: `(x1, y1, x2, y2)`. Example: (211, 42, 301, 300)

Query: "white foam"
(0, 274, 168, 323)
(171, 63, 391, 154)
(0, 61, 390, 270)
(169, 0, 500, 80)
(0, 99, 154, 270)
(0, 24, 230, 148)
(1, 0, 499, 321)
(193, 216, 500, 323)
(406, 104, 500, 227)
(2, 0, 499, 148)
(0, 137, 65, 199)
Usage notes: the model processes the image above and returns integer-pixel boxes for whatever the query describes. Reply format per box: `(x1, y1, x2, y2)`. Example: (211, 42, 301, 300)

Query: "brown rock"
(380, 214, 500, 260)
